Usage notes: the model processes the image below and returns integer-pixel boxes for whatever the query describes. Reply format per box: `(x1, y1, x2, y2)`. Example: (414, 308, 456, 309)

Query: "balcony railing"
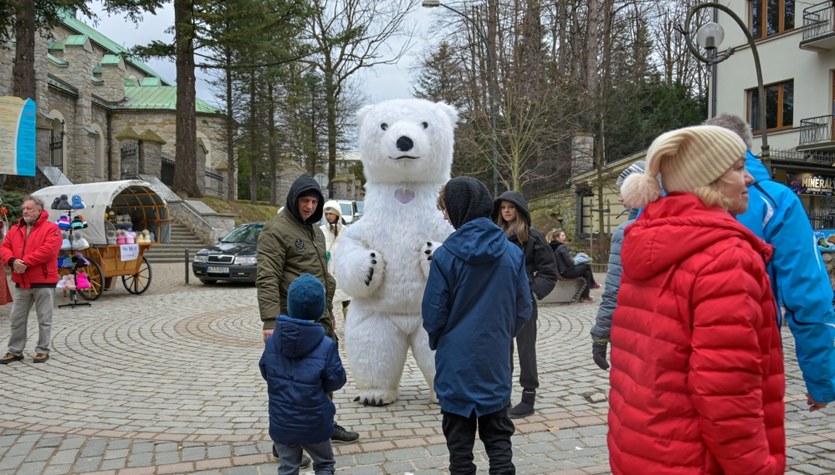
(799, 114, 834, 147)
(801, 1, 835, 49)
(770, 148, 835, 167)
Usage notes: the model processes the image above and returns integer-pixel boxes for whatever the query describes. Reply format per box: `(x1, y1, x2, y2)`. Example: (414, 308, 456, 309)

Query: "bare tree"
(305, 0, 418, 197)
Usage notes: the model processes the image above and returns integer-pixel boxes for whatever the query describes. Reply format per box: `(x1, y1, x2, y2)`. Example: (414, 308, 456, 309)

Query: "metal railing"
(769, 148, 835, 166)
(803, 1, 834, 42)
(809, 210, 835, 230)
(799, 114, 834, 147)
(120, 143, 139, 179)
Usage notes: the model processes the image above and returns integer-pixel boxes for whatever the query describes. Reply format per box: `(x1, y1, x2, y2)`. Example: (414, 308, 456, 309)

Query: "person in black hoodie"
(547, 229, 599, 302)
(492, 191, 558, 418)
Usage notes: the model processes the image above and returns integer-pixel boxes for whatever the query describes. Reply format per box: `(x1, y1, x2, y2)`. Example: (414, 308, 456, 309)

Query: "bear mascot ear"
(435, 101, 459, 129)
(356, 104, 375, 130)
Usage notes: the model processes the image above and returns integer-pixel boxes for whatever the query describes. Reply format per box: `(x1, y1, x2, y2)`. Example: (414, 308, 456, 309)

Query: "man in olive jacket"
(256, 174, 359, 444)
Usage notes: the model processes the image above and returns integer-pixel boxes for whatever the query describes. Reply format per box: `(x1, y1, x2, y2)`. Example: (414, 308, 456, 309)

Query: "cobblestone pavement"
(0, 265, 833, 474)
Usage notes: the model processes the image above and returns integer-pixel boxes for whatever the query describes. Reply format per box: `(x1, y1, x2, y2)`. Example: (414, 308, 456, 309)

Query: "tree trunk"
(267, 82, 277, 206)
(12, 0, 36, 101)
(173, 0, 200, 197)
(248, 70, 258, 204)
(324, 69, 337, 199)
(224, 47, 236, 200)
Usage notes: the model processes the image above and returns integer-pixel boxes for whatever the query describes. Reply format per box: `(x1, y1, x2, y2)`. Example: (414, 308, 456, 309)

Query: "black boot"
(508, 389, 536, 419)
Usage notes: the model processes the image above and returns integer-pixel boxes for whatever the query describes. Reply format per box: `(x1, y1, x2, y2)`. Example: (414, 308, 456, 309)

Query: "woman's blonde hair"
(692, 173, 737, 211)
(545, 228, 560, 242)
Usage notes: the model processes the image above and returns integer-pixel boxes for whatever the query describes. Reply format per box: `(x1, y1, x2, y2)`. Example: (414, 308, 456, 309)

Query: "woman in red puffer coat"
(608, 125, 785, 475)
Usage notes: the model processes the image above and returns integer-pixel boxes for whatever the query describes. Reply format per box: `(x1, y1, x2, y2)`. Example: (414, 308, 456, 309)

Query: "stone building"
(0, 10, 229, 197)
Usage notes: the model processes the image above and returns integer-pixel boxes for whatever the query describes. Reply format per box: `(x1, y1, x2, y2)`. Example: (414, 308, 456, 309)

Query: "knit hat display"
(287, 274, 326, 321)
(71, 194, 86, 209)
(620, 125, 746, 209)
(54, 194, 72, 211)
(442, 176, 494, 229)
(616, 160, 647, 189)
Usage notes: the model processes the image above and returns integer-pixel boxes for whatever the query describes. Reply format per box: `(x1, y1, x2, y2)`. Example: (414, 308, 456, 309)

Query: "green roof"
(123, 85, 220, 114)
(100, 54, 121, 65)
(140, 77, 161, 87)
(47, 54, 68, 67)
(64, 35, 88, 47)
(59, 11, 171, 86)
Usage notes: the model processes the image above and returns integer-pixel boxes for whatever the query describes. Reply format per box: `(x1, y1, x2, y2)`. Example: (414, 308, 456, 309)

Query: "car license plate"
(207, 266, 229, 274)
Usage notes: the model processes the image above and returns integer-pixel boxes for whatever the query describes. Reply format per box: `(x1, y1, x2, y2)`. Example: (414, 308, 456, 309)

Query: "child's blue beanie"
(287, 274, 325, 321)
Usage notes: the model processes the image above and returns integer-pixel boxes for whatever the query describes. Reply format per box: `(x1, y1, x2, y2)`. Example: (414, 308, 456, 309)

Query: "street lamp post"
(680, 2, 771, 174)
(423, 0, 499, 196)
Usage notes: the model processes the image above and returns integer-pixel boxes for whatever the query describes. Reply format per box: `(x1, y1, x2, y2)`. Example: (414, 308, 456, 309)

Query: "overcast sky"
(85, 1, 435, 108)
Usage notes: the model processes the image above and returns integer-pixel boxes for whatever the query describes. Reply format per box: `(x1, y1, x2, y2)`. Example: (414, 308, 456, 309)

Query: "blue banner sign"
(0, 96, 36, 176)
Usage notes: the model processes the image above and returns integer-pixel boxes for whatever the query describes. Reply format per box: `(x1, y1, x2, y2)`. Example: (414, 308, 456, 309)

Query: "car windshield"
(340, 202, 353, 217)
(221, 224, 263, 244)
(356, 202, 364, 214)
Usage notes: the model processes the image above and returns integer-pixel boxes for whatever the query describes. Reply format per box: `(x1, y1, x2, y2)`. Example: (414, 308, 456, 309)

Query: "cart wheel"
(122, 257, 152, 294)
(77, 258, 104, 301)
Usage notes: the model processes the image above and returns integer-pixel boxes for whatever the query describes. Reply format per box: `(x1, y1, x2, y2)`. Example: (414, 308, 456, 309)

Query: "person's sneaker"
(581, 296, 594, 302)
(591, 283, 602, 289)
(332, 423, 359, 443)
(33, 353, 49, 363)
(0, 352, 23, 364)
(271, 444, 311, 467)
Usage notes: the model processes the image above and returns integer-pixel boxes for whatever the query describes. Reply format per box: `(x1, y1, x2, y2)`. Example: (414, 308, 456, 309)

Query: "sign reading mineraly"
(788, 172, 835, 196)
(0, 96, 36, 176)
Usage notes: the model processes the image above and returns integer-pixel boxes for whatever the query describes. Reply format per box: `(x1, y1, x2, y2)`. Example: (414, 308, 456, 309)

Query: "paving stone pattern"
(0, 264, 833, 474)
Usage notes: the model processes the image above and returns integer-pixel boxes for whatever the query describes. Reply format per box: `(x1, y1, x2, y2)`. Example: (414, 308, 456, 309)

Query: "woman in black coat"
(546, 229, 598, 302)
(493, 191, 558, 418)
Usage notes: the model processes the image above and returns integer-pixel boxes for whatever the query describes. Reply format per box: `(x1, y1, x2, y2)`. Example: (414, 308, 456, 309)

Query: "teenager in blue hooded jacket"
(422, 176, 532, 475)
(260, 273, 347, 475)
(707, 113, 835, 411)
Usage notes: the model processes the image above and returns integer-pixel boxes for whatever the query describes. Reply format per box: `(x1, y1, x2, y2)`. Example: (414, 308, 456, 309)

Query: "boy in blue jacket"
(259, 274, 347, 475)
(422, 176, 533, 475)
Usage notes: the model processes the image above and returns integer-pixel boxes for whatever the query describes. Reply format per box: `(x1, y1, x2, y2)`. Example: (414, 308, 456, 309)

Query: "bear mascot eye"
(380, 123, 388, 131)
(421, 122, 429, 129)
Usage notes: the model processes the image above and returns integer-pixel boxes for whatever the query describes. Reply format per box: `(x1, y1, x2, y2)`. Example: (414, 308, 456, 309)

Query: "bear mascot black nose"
(396, 136, 413, 152)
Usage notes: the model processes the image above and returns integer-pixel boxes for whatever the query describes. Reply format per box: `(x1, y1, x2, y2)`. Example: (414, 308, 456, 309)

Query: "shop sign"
(788, 172, 835, 196)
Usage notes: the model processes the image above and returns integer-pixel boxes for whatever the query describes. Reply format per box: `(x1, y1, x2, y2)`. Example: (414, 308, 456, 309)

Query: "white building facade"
(712, 0, 835, 228)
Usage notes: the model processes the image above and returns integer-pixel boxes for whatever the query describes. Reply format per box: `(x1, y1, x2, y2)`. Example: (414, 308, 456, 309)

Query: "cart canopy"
(32, 180, 170, 246)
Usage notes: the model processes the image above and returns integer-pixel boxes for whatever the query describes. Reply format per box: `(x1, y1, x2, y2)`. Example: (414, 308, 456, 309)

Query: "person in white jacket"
(320, 201, 351, 324)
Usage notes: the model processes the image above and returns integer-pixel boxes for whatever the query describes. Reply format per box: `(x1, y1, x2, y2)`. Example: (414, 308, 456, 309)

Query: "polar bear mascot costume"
(335, 99, 457, 406)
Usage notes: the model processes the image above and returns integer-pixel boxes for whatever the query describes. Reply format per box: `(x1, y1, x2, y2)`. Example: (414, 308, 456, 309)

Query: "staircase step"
(144, 221, 210, 263)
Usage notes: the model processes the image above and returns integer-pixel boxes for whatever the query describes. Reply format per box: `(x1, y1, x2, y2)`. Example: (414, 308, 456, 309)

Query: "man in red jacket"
(0, 196, 62, 364)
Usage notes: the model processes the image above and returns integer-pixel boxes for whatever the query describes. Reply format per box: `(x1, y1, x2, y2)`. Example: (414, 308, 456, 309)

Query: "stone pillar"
(571, 132, 595, 178)
(62, 35, 95, 182)
(96, 54, 126, 103)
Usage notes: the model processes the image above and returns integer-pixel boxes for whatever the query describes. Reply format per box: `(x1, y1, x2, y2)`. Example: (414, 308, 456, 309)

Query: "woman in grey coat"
(590, 161, 645, 370)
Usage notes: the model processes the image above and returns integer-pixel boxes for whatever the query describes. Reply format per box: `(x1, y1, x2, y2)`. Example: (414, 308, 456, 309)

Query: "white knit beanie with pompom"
(620, 125, 747, 209)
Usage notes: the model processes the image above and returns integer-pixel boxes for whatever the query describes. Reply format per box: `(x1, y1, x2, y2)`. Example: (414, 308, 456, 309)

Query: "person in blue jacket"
(707, 113, 835, 411)
(422, 176, 533, 475)
(259, 273, 347, 475)
(590, 160, 645, 370)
